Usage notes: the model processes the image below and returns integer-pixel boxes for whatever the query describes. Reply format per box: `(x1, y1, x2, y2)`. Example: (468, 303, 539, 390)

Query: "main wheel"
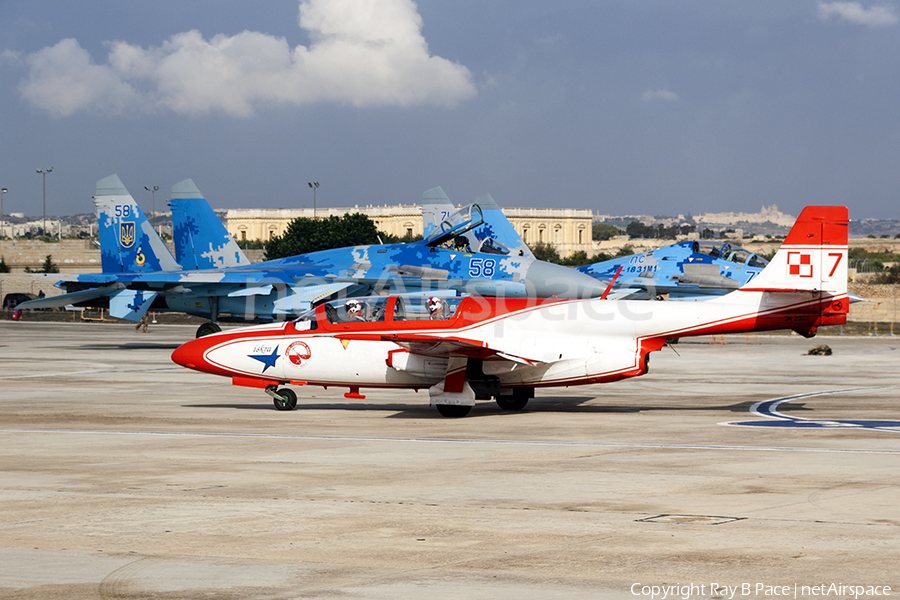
(273, 388, 297, 411)
(495, 395, 528, 411)
(196, 322, 222, 338)
(435, 404, 472, 418)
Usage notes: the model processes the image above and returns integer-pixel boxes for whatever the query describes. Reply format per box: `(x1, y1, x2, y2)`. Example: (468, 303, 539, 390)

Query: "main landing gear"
(495, 395, 528, 411)
(435, 404, 472, 418)
(494, 388, 533, 412)
(265, 386, 297, 411)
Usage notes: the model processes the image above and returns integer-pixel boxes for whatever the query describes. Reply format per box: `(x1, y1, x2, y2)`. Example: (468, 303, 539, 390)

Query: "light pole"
(144, 185, 159, 235)
(308, 181, 319, 218)
(1, 188, 7, 239)
(144, 185, 159, 216)
(37, 168, 53, 240)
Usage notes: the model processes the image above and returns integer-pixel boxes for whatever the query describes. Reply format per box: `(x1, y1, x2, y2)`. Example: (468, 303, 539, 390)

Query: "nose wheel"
(195, 322, 222, 338)
(266, 386, 297, 411)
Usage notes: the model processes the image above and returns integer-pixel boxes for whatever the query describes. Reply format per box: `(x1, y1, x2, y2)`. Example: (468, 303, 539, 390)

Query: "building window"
(538, 228, 544, 242)
(241, 230, 246, 241)
(406, 228, 413, 237)
(522, 228, 529, 242)
(578, 229, 583, 244)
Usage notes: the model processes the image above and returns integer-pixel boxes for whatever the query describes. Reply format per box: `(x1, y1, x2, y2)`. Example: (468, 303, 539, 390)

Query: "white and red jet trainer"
(172, 206, 849, 417)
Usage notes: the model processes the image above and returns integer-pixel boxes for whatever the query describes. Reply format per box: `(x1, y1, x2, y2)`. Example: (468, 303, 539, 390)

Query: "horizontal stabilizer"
(15, 287, 116, 311)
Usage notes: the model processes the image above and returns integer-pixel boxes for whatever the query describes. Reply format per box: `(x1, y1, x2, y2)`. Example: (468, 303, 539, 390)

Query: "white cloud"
(17, 0, 477, 117)
(641, 89, 679, 103)
(818, 2, 899, 27)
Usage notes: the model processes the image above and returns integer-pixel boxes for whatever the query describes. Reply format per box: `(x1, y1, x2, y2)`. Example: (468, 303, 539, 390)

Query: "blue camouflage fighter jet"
(575, 240, 770, 300)
(423, 189, 772, 301)
(19, 175, 607, 335)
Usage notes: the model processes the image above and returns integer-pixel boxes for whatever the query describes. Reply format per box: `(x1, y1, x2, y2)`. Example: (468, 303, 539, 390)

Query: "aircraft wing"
(335, 332, 546, 365)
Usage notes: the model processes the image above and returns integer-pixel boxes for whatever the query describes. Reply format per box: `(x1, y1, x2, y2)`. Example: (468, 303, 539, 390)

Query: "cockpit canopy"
(424, 204, 484, 248)
(292, 296, 465, 330)
(693, 241, 769, 268)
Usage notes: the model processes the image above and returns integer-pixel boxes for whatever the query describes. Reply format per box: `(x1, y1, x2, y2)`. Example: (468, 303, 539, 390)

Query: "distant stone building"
(695, 205, 795, 228)
(226, 206, 423, 242)
(226, 205, 595, 256)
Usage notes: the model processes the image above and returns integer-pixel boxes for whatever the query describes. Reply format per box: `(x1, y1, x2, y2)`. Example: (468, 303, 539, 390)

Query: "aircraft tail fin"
(422, 187, 455, 240)
(469, 193, 533, 258)
(738, 206, 849, 335)
(740, 206, 848, 295)
(421, 188, 532, 258)
(170, 179, 250, 269)
(95, 175, 180, 274)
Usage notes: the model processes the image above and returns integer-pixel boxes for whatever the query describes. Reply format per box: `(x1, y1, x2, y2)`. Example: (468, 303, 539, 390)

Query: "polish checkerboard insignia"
(787, 251, 813, 278)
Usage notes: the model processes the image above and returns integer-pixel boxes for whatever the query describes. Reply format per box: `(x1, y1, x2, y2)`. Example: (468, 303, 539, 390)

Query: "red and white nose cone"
(171, 337, 207, 371)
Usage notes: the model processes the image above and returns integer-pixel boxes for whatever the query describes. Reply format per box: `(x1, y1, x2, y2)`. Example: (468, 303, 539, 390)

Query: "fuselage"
(173, 288, 845, 393)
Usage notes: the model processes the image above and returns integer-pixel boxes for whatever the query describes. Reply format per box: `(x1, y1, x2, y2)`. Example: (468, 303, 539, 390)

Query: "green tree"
(379, 232, 423, 244)
(592, 223, 622, 241)
(0, 257, 9, 273)
(529, 241, 561, 263)
(527, 244, 624, 267)
(625, 221, 656, 239)
(264, 213, 382, 260)
(40, 255, 59, 273)
(25, 255, 59, 273)
(873, 264, 900, 284)
(237, 239, 266, 250)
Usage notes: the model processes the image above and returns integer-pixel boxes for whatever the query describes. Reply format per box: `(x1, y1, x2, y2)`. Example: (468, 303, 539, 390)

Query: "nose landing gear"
(265, 385, 297, 411)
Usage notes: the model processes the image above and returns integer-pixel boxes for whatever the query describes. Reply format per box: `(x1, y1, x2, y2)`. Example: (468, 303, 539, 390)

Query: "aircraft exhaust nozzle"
(524, 260, 611, 299)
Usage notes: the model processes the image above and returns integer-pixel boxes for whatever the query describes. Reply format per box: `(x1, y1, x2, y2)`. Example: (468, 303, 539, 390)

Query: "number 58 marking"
(469, 258, 496, 277)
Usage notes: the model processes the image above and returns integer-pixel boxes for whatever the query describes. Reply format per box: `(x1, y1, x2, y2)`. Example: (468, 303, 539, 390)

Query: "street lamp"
(308, 181, 319, 219)
(144, 185, 159, 219)
(1, 188, 7, 239)
(37, 168, 53, 240)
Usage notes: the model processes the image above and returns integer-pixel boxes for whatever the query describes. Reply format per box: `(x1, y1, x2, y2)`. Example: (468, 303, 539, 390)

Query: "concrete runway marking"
(2, 428, 900, 454)
(722, 385, 900, 432)
(0, 367, 182, 380)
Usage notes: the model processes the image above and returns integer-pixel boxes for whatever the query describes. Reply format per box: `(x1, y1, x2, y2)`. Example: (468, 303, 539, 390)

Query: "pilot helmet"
(345, 300, 363, 315)
(428, 297, 443, 314)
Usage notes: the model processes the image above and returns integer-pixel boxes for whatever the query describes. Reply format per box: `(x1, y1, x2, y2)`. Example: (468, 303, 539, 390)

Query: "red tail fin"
(742, 206, 848, 294)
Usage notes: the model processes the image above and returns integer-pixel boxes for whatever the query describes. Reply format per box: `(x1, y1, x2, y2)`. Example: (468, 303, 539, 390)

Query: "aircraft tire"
(273, 388, 297, 411)
(196, 322, 222, 338)
(435, 404, 472, 418)
(495, 395, 528, 411)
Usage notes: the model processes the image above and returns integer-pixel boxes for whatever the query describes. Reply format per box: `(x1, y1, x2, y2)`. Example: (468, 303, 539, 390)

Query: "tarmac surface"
(1, 321, 898, 599)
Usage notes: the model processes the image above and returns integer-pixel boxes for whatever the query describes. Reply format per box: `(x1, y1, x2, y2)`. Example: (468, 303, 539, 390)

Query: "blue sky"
(1, 0, 898, 219)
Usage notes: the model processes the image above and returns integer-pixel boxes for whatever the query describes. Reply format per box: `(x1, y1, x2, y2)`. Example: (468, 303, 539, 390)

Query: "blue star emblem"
(248, 346, 279, 372)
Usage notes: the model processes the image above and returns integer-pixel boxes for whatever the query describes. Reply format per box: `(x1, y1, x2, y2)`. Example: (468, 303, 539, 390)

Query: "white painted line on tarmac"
(0, 367, 184, 380)
(1, 428, 899, 454)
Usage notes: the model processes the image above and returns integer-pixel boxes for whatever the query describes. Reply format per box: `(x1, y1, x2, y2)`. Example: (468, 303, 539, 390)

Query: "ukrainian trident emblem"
(120, 221, 136, 249)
